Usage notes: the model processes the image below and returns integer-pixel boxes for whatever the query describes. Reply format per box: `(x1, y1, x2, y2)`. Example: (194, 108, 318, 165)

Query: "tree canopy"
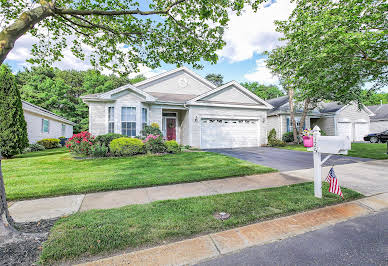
(1, 0, 264, 74)
(205, 73, 224, 86)
(240, 82, 284, 100)
(16, 67, 145, 132)
(266, 0, 387, 104)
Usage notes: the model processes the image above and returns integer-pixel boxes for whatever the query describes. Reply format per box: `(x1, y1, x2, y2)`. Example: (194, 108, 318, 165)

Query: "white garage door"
(337, 122, 352, 140)
(201, 119, 259, 149)
(354, 123, 369, 141)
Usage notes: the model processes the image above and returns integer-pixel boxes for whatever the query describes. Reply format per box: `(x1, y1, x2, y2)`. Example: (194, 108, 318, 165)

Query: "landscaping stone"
(9, 195, 84, 222)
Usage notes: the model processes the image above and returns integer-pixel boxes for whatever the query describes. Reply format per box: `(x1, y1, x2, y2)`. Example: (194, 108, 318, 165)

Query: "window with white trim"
(121, 107, 136, 137)
(142, 108, 148, 130)
(61, 124, 66, 136)
(42, 119, 49, 133)
(108, 107, 115, 133)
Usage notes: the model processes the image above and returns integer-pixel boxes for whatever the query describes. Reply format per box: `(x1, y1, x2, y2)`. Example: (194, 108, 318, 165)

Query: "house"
(22, 101, 75, 143)
(266, 96, 374, 142)
(368, 103, 388, 133)
(81, 67, 273, 149)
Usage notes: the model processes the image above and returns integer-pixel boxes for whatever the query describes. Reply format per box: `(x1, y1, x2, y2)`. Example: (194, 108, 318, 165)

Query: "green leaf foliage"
(266, 0, 387, 105)
(16, 67, 146, 133)
(0, 65, 29, 158)
(240, 82, 284, 100)
(205, 73, 224, 86)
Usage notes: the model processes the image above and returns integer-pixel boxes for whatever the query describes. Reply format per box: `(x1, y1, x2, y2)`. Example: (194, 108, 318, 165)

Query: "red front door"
(166, 118, 176, 140)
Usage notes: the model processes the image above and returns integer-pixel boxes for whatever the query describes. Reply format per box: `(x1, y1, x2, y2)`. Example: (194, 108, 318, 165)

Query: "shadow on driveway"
(205, 147, 372, 172)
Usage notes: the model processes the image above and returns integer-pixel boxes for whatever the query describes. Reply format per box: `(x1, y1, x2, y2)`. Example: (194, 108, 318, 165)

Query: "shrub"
(141, 124, 162, 137)
(143, 134, 166, 154)
(110, 137, 144, 156)
(37, 138, 61, 149)
(0, 65, 29, 158)
(66, 131, 95, 155)
(165, 140, 181, 153)
(268, 129, 286, 147)
(95, 133, 125, 150)
(282, 132, 294, 143)
(90, 143, 109, 157)
(24, 143, 45, 153)
(320, 130, 327, 136)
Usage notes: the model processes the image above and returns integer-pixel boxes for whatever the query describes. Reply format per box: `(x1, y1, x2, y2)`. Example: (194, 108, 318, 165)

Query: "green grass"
(39, 182, 362, 264)
(3, 148, 275, 201)
(279, 143, 388, 160)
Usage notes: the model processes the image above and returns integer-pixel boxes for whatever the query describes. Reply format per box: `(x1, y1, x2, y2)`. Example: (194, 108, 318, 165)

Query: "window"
(61, 124, 66, 136)
(121, 107, 136, 137)
(142, 108, 148, 130)
(42, 119, 49, 133)
(108, 107, 115, 133)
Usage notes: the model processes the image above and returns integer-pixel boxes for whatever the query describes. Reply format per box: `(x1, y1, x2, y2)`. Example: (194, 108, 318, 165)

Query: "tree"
(240, 82, 284, 99)
(0, 0, 266, 235)
(205, 73, 224, 86)
(0, 65, 29, 158)
(16, 67, 146, 132)
(267, 0, 387, 142)
(0, 65, 28, 236)
(361, 91, 388, 106)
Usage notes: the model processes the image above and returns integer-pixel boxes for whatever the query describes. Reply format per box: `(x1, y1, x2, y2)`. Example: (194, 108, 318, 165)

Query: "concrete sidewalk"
(284, 159, 388, 196)
(9, 171, 308, 222)
(78, 193, 388, 266)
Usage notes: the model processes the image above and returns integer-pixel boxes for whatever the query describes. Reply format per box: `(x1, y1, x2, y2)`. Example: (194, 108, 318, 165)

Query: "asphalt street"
(206, 147, 371, 171)
(197, 210, 388, 266)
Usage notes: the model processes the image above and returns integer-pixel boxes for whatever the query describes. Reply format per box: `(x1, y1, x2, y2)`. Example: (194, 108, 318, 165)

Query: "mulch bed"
(0, 218, 57, 266)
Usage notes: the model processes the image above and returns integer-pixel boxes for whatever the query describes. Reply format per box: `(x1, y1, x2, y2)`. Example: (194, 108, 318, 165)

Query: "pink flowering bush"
(65, 131, 95, 155)
(143, 134, 167, 154)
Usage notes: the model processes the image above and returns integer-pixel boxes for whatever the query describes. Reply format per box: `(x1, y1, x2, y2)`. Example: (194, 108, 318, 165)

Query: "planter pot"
(303, 136, 313, 147)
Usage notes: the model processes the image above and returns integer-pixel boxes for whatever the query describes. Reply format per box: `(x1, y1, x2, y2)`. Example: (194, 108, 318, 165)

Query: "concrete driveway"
(206, 147, 372, 172)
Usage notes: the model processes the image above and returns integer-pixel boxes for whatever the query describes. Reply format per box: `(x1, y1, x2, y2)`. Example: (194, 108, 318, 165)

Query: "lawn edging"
(39, 182, 364, 265)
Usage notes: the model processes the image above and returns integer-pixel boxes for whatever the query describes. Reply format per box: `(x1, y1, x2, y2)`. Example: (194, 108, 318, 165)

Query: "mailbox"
(316, 136, 351, 154)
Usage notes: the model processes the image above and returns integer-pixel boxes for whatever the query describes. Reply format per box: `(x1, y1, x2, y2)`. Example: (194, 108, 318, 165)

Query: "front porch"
(161, 108, 189, 145)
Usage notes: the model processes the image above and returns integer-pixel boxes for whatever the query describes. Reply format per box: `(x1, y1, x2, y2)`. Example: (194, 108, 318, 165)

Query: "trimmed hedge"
(37, 138, 60, 149)
(110, 137, 144, 156)
(165, 140, 181, 153)
(95, 133, 125, 150)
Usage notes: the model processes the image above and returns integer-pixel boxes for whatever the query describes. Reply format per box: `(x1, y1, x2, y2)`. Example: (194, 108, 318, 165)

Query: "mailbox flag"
(325, 167, 343, 198)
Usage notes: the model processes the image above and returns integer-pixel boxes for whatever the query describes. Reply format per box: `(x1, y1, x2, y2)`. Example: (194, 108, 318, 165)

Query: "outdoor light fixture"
(194, 116, 198, 122)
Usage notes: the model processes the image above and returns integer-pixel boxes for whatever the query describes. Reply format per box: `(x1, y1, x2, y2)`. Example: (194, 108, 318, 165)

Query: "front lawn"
(279, 143, 388, 160)
(39, 182, 362, 264)
(3, 148, 275, 201)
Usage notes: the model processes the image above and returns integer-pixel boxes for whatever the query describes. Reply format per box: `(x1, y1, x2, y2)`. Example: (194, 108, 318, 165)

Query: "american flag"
(325, 167, 343, 198)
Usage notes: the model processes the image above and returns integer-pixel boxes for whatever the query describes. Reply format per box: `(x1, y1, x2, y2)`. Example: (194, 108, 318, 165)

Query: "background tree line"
(15, 67, 146, 133)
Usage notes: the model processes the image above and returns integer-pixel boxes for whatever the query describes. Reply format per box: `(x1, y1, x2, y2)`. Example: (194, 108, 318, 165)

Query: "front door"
(166, 118, 176, 140)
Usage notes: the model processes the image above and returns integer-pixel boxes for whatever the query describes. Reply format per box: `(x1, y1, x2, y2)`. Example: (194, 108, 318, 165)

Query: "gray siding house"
(81, 67, 273, 149)
(266, 96, 374, 142)
(22, 101, 75, 143)
(368, 104, 388, 133)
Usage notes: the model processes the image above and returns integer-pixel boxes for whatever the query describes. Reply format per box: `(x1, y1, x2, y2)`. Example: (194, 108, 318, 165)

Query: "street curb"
(78, 193, 388, 266)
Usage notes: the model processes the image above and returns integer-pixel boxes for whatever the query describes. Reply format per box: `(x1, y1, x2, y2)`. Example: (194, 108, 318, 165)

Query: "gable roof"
(368, 104, 388, 121)
(22, 101, 76, 125)
(266, 96, 289, 112)
(320, 102, 344, 113)
(134, 66, 217, 90)
(187, 81, 273, 109)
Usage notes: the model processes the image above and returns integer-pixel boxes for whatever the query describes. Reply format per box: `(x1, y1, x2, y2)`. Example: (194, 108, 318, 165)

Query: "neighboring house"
(22, 101, 75, 143)
(81, 67, 273, 149)
(368, 103, 388, 133)
(266, 96, 374, 142)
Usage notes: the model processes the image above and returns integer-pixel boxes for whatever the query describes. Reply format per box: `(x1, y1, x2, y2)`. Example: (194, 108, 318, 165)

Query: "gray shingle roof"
(148, 92, 198, 103)
(368, 104, 388, 121)
(320, 102, 345, 113)
(266, 96, 289, 111)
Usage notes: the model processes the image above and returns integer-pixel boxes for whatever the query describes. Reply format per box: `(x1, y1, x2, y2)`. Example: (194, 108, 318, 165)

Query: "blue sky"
(5, 0, 294, 86)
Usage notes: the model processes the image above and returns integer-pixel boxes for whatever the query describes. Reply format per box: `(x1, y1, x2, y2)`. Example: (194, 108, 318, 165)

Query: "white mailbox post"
(307, 126, 351, 198)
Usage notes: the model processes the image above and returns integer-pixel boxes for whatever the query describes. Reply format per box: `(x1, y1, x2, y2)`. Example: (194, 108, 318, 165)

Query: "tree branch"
(55, 0, 186, 16)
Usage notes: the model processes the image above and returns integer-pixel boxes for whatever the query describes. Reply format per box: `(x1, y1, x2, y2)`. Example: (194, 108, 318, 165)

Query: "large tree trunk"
(0, 158, 18, 240)
(288, 88, 298, 143)
(0, 5, 52, 65)
(298, 97, 311, 134)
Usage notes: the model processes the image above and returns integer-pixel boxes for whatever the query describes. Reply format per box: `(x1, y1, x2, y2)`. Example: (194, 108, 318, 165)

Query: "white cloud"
(218, 0, 295, 62)
(244, 58, 278, 84)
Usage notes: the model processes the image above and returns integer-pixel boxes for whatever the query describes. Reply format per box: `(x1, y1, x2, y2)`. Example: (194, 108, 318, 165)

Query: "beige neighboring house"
(367, 103, 388, 133)
(81, 67, 273, 149)
(266, 96, 375, 142)
(22, 101, 75, 143)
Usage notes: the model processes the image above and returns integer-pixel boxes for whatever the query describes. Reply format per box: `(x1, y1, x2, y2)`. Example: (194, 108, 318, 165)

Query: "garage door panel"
(354, 123, 369, 141)
(201, 119, 259, 149)
(337, 122, 352, 140)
